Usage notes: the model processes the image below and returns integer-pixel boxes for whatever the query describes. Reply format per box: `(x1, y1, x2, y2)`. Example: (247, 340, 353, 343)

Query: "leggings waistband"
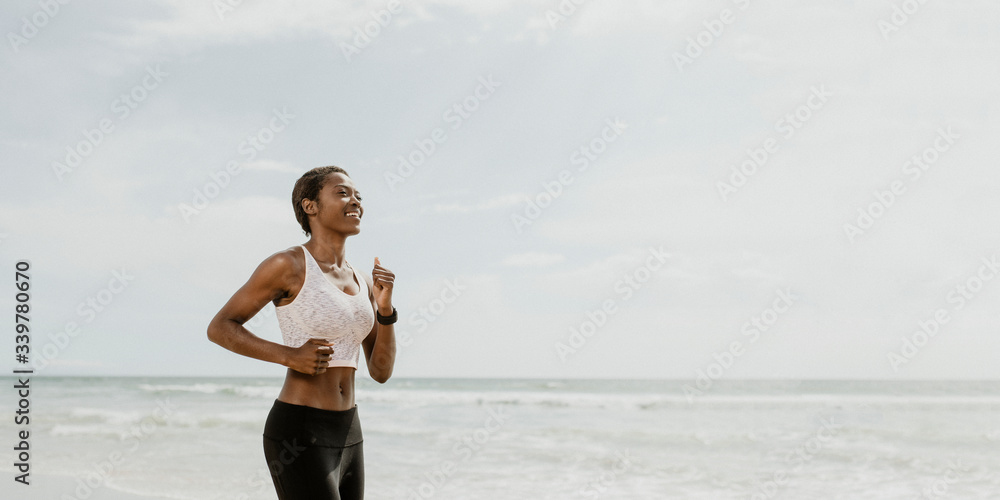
(263, 399, 363, 448)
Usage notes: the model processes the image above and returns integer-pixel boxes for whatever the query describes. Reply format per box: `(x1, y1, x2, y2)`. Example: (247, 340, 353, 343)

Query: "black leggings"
(262, 399, 364, 500)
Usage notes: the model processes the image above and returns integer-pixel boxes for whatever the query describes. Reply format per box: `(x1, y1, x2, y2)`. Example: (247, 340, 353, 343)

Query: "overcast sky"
(2, 0, 999, 379)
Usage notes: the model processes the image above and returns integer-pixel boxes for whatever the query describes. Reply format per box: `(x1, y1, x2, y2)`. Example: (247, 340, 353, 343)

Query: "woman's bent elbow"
(369, 353, 394, 383)
(206, 318, 227, 346)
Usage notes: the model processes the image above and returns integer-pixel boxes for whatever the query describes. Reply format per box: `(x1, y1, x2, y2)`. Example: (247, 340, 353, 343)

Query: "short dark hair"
(292, 166, 349, 236)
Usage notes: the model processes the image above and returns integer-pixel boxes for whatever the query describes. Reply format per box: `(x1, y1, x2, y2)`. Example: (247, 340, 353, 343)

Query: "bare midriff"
(277, 366, 357, 411)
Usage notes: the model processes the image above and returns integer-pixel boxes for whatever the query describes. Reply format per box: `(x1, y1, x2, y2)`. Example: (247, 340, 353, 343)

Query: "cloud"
(108, 0, 554, 50)
(7, 0, 1000, 378)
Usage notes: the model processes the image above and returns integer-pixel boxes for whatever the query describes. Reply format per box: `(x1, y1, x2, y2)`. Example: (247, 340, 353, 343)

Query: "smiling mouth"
(346, 211, 361, 219)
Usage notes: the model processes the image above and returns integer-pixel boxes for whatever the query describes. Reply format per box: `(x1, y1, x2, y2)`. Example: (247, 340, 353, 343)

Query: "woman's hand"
(372, 257, 395, 314)
(364, 257, 397, 383)
(286, 338, 335, 375)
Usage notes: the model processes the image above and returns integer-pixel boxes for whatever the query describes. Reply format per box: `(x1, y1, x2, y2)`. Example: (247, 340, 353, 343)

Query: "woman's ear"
(301, 198, 317, 216)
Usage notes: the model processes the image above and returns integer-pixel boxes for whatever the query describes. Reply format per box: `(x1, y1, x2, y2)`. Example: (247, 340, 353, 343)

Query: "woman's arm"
(207, 249, 334, 375)
(362, 257, 396, 383)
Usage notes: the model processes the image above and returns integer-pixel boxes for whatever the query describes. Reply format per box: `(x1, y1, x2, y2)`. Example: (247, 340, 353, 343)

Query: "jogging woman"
(207, 166, 397, 499)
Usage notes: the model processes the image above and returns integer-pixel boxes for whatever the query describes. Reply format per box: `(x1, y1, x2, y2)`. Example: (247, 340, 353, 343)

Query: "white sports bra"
(275, 245, 375, 369)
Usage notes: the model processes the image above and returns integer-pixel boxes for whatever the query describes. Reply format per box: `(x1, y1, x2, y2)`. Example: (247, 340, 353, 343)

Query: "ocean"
(1, 377, 998, 499)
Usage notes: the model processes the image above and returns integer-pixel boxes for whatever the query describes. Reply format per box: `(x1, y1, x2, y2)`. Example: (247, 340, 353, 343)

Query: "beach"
(0, 472, 176, 500)
(1, 377, 998, 499)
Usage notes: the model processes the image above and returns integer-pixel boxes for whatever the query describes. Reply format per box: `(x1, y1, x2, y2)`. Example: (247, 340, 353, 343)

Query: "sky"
(2, 0, 999, 380)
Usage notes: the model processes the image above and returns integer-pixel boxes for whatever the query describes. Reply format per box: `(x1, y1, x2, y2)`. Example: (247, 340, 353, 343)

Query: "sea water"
(1, 377, 998, 499)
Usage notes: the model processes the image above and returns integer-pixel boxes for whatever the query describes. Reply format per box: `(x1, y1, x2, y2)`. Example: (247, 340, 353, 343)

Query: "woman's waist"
(263, 396, 363, 447)
(278, 367, 357, 411)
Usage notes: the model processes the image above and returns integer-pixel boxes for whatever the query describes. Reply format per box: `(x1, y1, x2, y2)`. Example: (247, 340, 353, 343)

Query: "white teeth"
(347, 212, 360, 217)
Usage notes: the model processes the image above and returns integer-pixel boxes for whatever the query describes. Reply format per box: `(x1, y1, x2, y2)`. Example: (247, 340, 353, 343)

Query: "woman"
(207, 165, 396, 499)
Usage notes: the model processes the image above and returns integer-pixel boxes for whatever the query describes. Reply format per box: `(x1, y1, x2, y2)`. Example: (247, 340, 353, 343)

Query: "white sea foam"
(135, 380, 1000, 413)
(9, 377, 1000, 499)
(137, 382, 281, 398)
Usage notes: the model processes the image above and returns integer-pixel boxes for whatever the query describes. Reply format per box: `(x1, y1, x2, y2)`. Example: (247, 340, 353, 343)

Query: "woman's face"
(310, 172, 364, 236)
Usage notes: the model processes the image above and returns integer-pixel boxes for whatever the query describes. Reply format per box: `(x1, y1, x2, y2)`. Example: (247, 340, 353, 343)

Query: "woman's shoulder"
(272, 245, 305, 264)
(253, 245, 306, 280)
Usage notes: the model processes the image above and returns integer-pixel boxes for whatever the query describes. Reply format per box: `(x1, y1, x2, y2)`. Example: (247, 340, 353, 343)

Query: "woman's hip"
(263, 398, 363, 448)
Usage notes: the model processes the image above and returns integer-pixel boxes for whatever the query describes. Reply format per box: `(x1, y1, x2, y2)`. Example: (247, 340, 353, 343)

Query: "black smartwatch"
(376, 306, 397, 325)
